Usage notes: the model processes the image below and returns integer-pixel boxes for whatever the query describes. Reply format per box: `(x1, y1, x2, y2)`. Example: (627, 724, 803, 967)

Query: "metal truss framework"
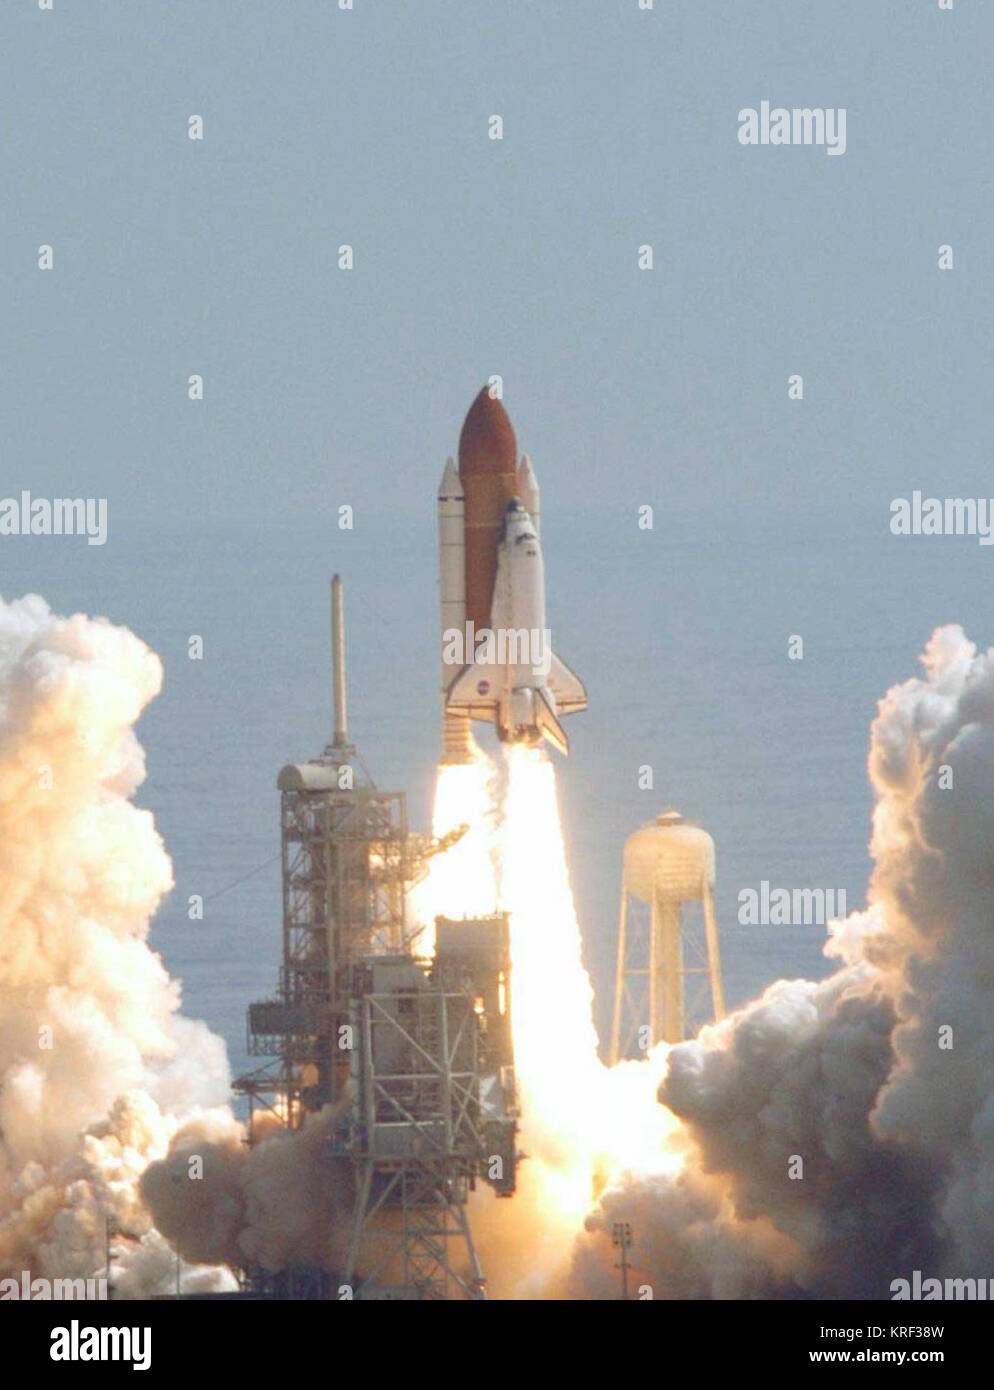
(611, 891, 724, 1058)
(234, 758, 514, 1300)
(341, 972, 498, 1299)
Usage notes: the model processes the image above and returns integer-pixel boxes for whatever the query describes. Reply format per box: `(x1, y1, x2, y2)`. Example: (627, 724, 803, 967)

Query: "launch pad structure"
(234, 576, 518, 1300)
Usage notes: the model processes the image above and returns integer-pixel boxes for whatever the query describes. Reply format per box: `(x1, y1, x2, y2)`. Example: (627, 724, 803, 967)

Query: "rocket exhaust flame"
(417, 742, 682, 1294)
(499, 747, 602, 1156)
(498, 749, 682, 1157)
(410, 754, 500, 956)
(428, 625, 994, 1299)
(10, 593, 994, 1301)
(570, 625, 994, 1299)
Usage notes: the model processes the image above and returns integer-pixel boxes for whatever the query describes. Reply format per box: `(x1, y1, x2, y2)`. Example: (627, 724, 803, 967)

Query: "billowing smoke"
(148, 619, 994, 1297)
(0, 594, 235, 1295)
(10, 591, 992, 1301)
(571, 624, 994, 1299)
(0, 595, 354, 1293)
(141, 1104, 354, 1276)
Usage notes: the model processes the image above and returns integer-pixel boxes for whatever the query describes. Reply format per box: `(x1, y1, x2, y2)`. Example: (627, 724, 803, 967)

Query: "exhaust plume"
(15, 591, 990, 1301)
(572, 624, 994, 1298)
(0, 595, 234, 1295)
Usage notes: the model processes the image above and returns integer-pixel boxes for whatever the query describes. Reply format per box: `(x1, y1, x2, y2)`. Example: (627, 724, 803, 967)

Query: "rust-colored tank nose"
(458, 387, 517, 476)
(458, 388, 520, 631)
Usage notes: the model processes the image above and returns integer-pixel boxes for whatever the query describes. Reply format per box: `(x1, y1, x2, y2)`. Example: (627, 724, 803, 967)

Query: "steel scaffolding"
(233, 578, 518, 1299)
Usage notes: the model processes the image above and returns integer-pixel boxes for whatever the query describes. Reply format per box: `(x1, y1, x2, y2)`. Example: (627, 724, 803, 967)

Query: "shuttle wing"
(446, 660, 500, 718)
(547, 652, 587, 714)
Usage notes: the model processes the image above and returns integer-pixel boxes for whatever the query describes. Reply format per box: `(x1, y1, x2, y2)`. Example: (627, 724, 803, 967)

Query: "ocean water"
(6, 498, 992, 1083)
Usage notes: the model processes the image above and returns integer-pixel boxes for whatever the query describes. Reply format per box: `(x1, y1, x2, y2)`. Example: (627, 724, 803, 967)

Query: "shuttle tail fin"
(535, 686, 569, 755)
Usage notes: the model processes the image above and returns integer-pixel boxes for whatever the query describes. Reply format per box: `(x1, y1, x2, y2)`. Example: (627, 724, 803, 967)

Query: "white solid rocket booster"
(437, 456, 465, 684)
(516, 454, 539, 537)
(437, 457, 473, 763)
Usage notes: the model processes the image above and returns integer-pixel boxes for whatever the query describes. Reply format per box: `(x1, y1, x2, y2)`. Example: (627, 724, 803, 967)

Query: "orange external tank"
(457, 386, 520, 632)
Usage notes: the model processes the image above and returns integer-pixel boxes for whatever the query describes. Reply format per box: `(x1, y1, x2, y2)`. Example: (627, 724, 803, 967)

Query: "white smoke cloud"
(572, 624, 994, 1298)
(12, 592, 991, 1301)
(0, 594, 234, 1295)
(141, 1104, 354, 1276)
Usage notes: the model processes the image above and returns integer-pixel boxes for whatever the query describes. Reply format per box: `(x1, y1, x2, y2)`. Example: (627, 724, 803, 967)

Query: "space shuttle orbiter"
(436, 388, 586, 760)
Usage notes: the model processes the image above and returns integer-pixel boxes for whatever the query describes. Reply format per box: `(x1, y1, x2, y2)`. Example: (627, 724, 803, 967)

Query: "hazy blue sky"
(3, 1, 988, 526)
(2, 1, 991, 1069)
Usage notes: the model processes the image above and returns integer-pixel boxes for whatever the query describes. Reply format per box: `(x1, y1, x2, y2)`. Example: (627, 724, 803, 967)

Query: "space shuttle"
(437, 388, 586, 760)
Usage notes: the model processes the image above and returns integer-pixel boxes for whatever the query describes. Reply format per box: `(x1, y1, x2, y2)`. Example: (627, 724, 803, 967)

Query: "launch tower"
(234, 576, 518, 1298)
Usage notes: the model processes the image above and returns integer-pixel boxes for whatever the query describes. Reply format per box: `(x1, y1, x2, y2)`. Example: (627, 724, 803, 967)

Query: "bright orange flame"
(499, 747, 602, 1157)
(411, 749, 498, 955)
(500, 747, 682, 1199)
(420, 741, 684, 1290)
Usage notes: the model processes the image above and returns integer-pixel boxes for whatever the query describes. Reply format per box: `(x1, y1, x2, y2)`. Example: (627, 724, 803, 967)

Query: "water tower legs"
(703, 884, 725, 1021)
(610, 888, 629, 1065)
(609, 812, 725, 1061)
(652, 897, 685, 1045)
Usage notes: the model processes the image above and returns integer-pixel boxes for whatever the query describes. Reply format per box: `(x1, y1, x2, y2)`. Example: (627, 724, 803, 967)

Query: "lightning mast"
(234, 577, 518, 1299)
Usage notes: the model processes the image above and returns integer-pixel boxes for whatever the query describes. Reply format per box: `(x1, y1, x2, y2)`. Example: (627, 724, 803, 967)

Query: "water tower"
(609, 809, 724, 1061)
